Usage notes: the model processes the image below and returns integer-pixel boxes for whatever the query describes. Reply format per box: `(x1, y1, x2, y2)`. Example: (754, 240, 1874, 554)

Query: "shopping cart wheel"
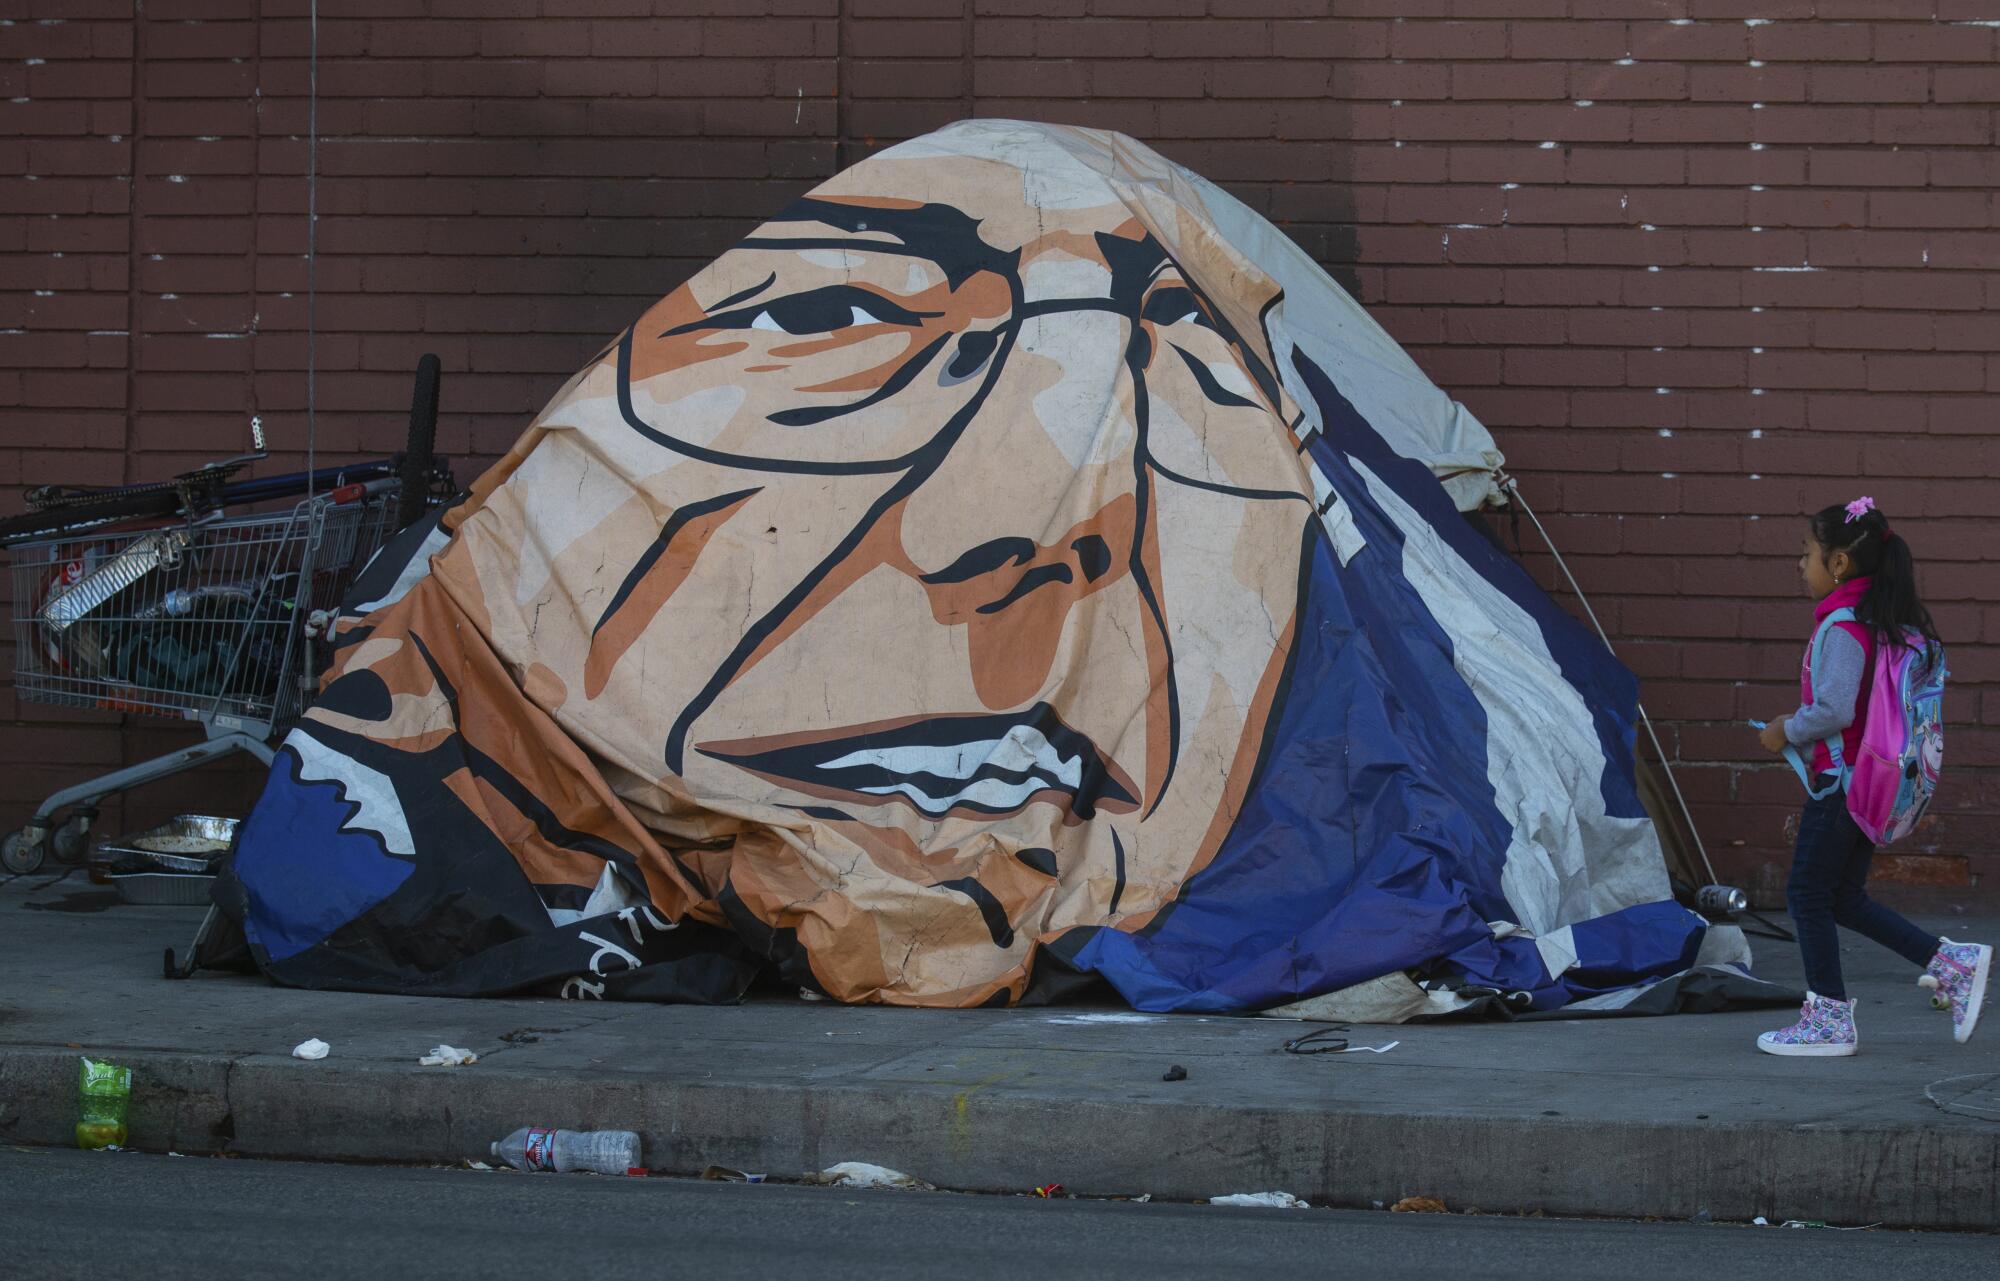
(2, 827, 47, 875)
(52, 812, 93, 864)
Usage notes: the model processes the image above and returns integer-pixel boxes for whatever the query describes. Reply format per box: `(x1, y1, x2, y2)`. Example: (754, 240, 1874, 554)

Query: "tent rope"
(1497, 473, 1722, 889)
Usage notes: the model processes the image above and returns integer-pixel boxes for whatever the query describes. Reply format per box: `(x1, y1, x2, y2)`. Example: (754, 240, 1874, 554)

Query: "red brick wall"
(4, 1, 1995, 903)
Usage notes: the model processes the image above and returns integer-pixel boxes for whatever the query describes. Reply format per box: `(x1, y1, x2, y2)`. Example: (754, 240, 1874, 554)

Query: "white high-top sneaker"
(1919, 939, 1992, 1044)
(1756, 991, 1858, 1057)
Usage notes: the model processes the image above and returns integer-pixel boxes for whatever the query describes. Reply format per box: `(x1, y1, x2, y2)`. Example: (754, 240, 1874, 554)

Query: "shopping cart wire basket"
(3, 487, 398, 874)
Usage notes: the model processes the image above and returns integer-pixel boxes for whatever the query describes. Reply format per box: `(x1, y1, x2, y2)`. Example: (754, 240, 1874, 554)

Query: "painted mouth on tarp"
(696, 702, 1138, 821)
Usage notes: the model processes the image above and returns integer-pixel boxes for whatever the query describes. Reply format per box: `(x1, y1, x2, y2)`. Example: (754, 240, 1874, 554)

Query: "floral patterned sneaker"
(1756, 992, 1858, 1057)
(1918, 939, 1992, 1044)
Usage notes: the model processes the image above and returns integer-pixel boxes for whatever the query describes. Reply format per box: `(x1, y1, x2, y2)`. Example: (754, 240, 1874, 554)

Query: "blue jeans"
(1788, 779, 1940, 1001)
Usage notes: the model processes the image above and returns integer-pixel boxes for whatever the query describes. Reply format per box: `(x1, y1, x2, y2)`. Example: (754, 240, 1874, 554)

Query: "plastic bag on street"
(1212, 1192, 1309, 1209)
(816, 1162, 933, 1191)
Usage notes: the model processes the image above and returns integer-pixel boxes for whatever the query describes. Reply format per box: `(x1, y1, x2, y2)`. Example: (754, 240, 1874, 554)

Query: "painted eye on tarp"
(1141, 286, 1213, 329)
(670, 285, 941, 338)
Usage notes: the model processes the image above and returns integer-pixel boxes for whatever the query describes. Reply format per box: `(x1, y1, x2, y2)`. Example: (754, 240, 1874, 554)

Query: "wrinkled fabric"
(219, 120, 1718, 1013)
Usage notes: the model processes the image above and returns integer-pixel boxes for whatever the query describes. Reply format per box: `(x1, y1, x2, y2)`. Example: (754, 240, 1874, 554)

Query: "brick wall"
(3, 1, 1994, 903)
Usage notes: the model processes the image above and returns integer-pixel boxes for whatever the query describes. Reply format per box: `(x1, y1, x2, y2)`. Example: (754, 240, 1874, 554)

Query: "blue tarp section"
(231, 750, 413, 965)
(1053, 352, 1702, 1013)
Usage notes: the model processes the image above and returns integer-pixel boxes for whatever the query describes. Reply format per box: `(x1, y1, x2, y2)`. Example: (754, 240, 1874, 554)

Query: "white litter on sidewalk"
(291, 1038, 330, 1061)
(419, 1044, 478, 1067)
(1211, 1192, 1309, 1209)
(816, 1162, 934, 1190)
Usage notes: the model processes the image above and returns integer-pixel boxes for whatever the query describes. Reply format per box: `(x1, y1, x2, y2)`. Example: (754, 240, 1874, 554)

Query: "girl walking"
(1754, 497, 1988, 1057)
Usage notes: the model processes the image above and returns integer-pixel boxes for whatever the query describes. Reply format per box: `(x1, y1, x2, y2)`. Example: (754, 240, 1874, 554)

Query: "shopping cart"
(1, 486, 399, 874)
(2, 356, 448, 877)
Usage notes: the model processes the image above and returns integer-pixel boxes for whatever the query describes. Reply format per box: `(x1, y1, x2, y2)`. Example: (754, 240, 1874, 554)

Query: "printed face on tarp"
(297, 134, 1320, 1003)
(233, 122, 1691, 1018)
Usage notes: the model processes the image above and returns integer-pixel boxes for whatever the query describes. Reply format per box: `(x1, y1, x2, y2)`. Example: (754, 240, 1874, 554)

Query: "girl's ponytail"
(1808, 500, 1941, 652)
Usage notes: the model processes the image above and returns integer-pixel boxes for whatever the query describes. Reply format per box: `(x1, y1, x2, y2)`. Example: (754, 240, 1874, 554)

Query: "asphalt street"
(9, 1148, 1991, 1280)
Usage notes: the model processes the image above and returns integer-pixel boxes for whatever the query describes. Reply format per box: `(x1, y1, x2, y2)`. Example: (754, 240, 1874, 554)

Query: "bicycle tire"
(0, 488, 187, 546)
(398, 353, 441, 531)
(1, 460, 402, 547)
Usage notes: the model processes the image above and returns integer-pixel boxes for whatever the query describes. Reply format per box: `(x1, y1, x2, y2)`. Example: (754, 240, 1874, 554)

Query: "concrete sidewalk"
(2, 870, 1995, 1229)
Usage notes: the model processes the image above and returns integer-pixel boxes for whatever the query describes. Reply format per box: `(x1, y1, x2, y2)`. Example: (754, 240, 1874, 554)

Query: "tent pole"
(1497, 474, 1723, 889)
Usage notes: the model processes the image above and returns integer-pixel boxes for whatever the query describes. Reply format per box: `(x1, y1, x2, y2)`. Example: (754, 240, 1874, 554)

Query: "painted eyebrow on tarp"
(1095, 229, 1171, 301)
(738, 198, 1017, 288)
(1094, 229, 1285, 412)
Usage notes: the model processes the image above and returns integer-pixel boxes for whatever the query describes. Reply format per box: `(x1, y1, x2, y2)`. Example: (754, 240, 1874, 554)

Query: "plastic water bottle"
(76, 1057, 130, 1150)
(134, 585, 255, 620)
(491, 1127, 640, 1174)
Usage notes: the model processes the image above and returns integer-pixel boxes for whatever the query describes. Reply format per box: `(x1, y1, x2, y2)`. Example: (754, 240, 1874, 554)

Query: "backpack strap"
(1752, 723, 1844, 801)
(1749, 606, 1866, 799)
(1802, 606, 1857, 792)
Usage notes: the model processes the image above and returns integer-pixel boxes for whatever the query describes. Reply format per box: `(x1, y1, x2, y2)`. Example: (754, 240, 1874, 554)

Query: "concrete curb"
(5, 1044, 1995, 1229)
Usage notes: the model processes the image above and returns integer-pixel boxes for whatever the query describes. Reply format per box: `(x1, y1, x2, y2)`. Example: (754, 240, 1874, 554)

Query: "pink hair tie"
(1843, 495, 1875, 523)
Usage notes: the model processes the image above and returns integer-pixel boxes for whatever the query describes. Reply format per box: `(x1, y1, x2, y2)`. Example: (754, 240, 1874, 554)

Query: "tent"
(217, 120, 1777, 1016)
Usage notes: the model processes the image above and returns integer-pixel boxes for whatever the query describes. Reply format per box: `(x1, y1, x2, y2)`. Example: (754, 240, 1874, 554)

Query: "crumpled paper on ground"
(418, 1044, 478, 1067)
(291, 1038, 330, 1061)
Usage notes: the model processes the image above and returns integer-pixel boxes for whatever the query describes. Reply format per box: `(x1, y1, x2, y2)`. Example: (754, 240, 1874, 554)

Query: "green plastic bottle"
(76, 1057, 130, 1150)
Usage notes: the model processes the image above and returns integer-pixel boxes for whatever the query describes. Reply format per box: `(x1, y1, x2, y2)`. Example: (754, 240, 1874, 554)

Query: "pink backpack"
(1777, 607, 1947, 845)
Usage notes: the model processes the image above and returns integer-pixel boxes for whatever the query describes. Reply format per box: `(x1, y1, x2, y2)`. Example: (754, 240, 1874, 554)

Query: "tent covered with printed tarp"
(216, 120, 1779, 1017)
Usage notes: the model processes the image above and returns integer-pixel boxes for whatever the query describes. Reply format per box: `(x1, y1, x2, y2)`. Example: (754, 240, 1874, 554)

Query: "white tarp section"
(1198, 176, 1506, 511)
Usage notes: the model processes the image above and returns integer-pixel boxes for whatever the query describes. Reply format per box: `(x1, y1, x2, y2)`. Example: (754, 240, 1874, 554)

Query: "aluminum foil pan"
(107, 871, 216, 907)
(96, 814, 238, 873)
(40, 527, 191, 634)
